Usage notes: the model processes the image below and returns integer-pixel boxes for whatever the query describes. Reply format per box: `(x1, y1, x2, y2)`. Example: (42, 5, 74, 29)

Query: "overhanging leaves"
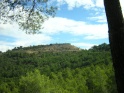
(0, 0, 57, 34)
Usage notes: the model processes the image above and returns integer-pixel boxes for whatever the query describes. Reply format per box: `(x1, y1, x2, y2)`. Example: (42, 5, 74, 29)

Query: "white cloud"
(42, 17, 108, 39)
(0, 45, 12, 52)
(120, 0, 124, 15)
(88, 0, 124, 24)
(2, 0, 124, 52)
(72, 42, 97, 49)
(55, 0, 124, 10)
(56, 0, 95, 10)
(94, 0, 104, 8)
(55, 0, 124, 20)
(0, 41, 14, 52)
(88, 15, 107, 23)
(0, 23, 52, 52)
(0, 17, 108, 52)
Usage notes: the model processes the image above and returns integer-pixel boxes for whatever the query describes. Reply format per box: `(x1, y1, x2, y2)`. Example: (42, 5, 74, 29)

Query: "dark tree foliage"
(89, 43, 110, 51)
(104, 0, 124, 92)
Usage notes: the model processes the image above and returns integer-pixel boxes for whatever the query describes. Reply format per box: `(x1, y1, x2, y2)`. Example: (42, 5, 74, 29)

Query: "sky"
(0, 0, 124, 52)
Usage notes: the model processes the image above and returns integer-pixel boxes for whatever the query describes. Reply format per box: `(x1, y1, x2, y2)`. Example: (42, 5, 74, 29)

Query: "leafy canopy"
(0, 0, 57, 34)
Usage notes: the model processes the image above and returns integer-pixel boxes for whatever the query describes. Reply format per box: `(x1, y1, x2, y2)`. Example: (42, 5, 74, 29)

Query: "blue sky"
(0, 0, 124, 52)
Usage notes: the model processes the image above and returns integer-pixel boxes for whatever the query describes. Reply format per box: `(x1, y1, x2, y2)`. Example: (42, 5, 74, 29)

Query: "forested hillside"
(0, 43, 117, 93)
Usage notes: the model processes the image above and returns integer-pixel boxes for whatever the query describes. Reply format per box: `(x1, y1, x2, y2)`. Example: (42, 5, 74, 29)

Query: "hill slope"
(0, 43, 117, 93)
(12, 43, 81, 53)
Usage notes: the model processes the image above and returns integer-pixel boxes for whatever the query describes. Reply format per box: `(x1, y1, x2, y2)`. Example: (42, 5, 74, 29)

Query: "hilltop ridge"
(12, 43, 81, 53)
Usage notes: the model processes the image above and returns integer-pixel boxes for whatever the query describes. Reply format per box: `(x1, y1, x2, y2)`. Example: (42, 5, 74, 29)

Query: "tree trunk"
(104, 0, 124, 93)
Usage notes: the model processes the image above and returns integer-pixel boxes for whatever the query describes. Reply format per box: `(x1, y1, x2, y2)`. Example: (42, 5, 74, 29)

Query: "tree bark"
(104, 0, 124, 93)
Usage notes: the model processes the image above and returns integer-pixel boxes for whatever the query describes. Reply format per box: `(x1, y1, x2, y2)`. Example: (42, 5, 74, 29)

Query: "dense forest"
(0, 43, 117, 93)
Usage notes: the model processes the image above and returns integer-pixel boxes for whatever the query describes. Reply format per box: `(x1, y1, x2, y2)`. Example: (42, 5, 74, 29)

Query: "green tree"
(0, 82, 19, 93)
(104, 0, 124, 92)
(19, 69, 52, 93)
